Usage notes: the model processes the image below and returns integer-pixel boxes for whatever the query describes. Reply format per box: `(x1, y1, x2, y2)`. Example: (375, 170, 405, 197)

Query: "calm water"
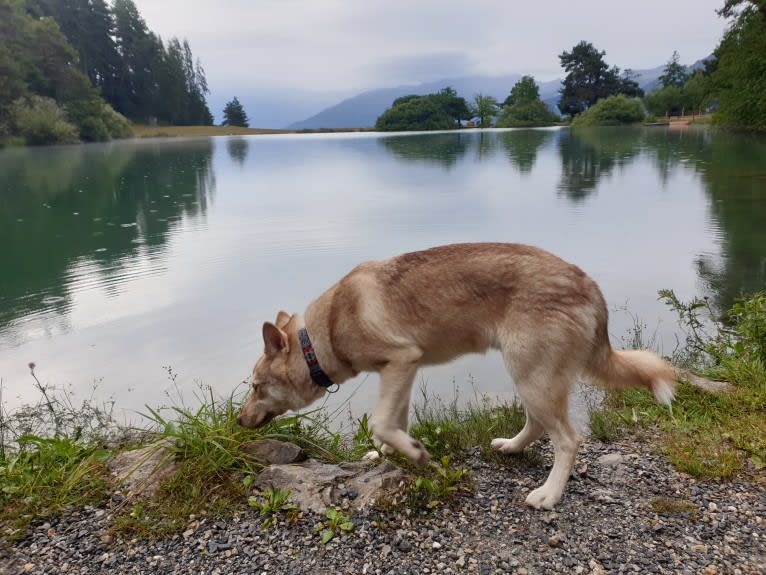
(1, 127, 765, 422)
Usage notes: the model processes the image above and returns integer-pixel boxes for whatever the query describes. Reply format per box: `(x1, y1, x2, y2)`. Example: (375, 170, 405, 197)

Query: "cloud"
(363, 52, 477, 86)
(132, 0, 728, 124)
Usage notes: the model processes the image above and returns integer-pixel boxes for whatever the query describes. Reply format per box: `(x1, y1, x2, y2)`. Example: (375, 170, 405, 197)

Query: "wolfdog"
(237, 243, 674, 509)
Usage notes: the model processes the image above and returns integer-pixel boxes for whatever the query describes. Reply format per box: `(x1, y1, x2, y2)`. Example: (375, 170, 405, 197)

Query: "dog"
(237, 243, 675, 509)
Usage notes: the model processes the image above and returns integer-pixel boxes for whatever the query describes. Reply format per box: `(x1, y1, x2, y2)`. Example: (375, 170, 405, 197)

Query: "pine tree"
(222, 97, 249, 127)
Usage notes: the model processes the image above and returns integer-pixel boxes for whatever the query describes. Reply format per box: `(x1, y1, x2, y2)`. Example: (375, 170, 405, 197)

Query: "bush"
(571, 95, 645, 127)
(496, 100, 559, 128)
(375, 96, 456, 132)
(10, 96, 80, 145)
(66, 98, 133, 142)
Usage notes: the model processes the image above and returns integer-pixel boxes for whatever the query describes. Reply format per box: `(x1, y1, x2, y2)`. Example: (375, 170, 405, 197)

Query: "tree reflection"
(557, 127, 644, 202)
(0, 140, 216, 332)
(693, 132, 766, 313)
(378, 132, 470, 169)
(498, 129, 554, 173)
(226, 137, 250, 165)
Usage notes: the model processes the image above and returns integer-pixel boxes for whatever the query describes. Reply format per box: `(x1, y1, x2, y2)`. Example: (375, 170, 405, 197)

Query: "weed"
(410, 384, 527, 463)
(248, 487, 298, 528)
(315, 507, 354, 544)
(377, 454, 474, 513)
(650, 497, 698, 519)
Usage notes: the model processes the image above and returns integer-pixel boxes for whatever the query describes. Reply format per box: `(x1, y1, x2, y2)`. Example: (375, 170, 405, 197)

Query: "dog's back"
(329, 242, 608, 369)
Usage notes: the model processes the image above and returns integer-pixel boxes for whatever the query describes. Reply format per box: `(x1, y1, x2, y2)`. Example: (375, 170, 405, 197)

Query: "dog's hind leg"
(490, 411, 544, 454)
(514, 370, 582, 510)
(370, 352, 430, 466)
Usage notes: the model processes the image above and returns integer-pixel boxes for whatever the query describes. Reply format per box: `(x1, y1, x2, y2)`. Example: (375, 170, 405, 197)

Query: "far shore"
(130, 125, 374, 138)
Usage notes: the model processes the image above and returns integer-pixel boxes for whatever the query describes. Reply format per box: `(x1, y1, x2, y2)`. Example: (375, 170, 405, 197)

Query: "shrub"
(496, 100, 559, 128)
(66, 98, 133, 142)
(571, 95, 645, 127)
(10, 96, 79, 145)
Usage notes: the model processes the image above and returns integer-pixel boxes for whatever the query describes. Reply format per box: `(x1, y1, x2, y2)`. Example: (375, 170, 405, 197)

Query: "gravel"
(3, 437, 764, 574)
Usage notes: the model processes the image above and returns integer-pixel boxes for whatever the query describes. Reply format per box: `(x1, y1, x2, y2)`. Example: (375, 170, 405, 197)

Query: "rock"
(255, 460, 407, 514)
(675, 369, 735, 393)
(596, 453, 625, 466)
(243, 439, 306, 464)
(107, 442, 178, 499)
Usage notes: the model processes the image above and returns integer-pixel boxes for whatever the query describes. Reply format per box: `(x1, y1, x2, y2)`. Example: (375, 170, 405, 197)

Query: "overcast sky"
(132, 0, 730, 123)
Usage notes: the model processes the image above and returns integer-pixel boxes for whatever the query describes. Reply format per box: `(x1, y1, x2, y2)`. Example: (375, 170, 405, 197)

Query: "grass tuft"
(409, 383, 528, 464)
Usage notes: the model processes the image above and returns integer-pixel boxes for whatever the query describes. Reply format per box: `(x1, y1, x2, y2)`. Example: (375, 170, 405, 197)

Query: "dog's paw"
(524, 486, 561, 510)
(411, 441, 431, 467)
(490, 437, 523, 454)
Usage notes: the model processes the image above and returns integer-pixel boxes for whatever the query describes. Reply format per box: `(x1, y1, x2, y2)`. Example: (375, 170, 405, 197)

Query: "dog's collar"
(297, 328, 337, 391)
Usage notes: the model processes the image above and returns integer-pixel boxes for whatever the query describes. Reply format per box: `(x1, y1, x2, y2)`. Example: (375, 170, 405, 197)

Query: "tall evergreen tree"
(658, 51, 688, 88)
(222, 97, 249, 127)
(558, 41, 642, 117)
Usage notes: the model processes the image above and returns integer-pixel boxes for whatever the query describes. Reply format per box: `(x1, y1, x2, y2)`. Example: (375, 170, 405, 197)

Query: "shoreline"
(2, 435, 764, 574)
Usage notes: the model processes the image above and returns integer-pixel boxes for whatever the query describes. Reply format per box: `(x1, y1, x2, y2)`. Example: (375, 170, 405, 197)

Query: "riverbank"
(2, 435, 764, 575)
(130, 125, 374, 138)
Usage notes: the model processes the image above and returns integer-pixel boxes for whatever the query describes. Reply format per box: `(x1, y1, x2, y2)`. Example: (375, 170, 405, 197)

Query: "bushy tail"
(586, 348, 676, 406)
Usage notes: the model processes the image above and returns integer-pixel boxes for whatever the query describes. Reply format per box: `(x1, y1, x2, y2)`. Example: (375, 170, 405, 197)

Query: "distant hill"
(286, 59, 709, 130)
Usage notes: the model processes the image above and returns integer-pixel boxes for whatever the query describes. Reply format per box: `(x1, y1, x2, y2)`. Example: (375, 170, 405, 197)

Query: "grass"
(410, 383, 529, 464)
(130, 125, 373, 139)
(592, 290, 766, 478)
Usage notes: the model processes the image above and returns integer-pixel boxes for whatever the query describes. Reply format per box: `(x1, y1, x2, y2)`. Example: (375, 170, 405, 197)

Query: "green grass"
(409, 384, 528, 464)
(596, 290, 766, 478)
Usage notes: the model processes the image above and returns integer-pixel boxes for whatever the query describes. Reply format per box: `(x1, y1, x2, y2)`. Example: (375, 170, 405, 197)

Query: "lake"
(1, 127, 765, 425)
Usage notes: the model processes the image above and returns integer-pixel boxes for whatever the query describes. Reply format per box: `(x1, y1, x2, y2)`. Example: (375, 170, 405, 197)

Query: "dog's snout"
(236, 415, 243, 426)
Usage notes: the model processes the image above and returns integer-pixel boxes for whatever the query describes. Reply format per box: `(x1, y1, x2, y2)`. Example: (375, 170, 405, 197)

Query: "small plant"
(588, 405, 623, 442)
(409, 455, 473, 510)
(315, 506, 354, 544)
(410, 383, 526, 462)
(248, 487, 298, 528)
(650, 497, 698, 519)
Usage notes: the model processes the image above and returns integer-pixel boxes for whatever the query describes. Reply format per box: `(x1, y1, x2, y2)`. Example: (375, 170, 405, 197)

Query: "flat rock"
(675, 368, 735, 393)
(243, 438, 306, 464)
(596, 453, 625, 466)
(255, 459, 407, 514)
(108, 443, 178, 499)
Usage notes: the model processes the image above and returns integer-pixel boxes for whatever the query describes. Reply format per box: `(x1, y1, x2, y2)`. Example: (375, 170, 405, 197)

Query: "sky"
(132, 0, 730, 126)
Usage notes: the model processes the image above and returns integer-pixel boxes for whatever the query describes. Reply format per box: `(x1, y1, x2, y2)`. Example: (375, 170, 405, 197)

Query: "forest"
(0, 0, 212, 146)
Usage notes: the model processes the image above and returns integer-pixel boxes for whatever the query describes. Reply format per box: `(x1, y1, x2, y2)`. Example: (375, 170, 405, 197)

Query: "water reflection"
(498, 129, 554, 173)
(556, 127, 644, 202)
(226, 137, 250, 165)
(378, 132, 470, 168)
(695, 132, 766, 312)
(0, 139, 215, 337)
(1, 128, 765, 414)
(374, 127, 766, 313)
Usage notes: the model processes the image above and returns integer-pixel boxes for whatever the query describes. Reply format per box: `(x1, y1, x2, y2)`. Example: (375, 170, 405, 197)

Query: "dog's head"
(236, 311, 325, 429)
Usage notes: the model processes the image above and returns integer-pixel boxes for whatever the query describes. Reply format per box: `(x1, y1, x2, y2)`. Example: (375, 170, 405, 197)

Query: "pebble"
(1, 437, 764, 574)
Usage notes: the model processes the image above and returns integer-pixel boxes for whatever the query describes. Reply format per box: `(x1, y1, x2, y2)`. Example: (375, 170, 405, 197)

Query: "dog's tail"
(585, 343, 676, 406)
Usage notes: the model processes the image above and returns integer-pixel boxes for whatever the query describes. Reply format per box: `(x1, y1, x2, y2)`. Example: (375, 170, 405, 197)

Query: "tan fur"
(237, 243, 676, 509)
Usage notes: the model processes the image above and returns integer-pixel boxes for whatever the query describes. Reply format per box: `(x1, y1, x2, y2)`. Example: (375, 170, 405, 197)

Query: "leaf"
(339, 521, 354, 532)
(320, 529, 334, 544)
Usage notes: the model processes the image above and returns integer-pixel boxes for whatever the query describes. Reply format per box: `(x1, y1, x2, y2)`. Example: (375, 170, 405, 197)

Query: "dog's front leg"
(370, 353, 430, 466)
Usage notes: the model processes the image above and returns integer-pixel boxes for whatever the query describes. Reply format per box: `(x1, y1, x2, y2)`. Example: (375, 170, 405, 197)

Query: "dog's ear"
(275, 311, 291, 329)
(263, 322, 289, 356)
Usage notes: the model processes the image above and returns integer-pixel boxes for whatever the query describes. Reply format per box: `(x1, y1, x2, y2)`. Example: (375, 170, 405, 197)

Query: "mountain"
(286, 59, 710, 130)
